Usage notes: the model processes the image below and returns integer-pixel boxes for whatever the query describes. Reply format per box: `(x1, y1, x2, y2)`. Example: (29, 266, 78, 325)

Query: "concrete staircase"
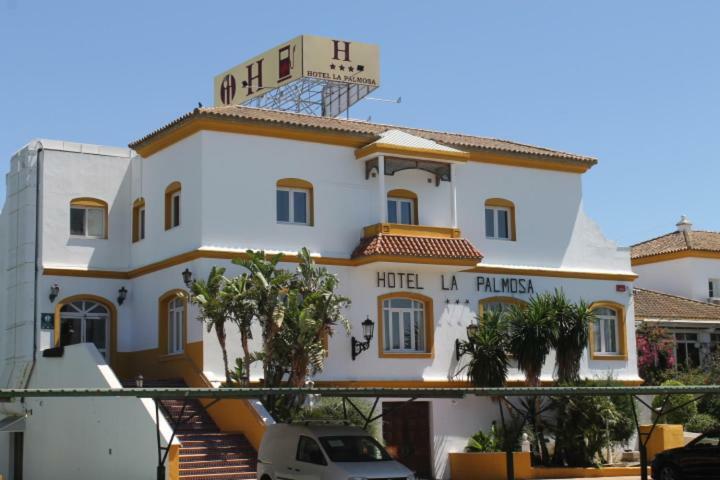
(125, 379, 257, 480)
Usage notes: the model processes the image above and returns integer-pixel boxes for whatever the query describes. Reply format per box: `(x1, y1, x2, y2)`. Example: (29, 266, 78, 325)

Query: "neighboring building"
(632, 216, 720, 368)
(0, 106, 639, 479)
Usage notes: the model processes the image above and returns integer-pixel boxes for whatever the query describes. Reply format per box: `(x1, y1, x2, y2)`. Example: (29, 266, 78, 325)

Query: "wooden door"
(382, 401, 432, 479)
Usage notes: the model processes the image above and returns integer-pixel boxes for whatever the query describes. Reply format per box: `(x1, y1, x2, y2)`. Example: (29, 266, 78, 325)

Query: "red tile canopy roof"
(352, 233, 483, 265)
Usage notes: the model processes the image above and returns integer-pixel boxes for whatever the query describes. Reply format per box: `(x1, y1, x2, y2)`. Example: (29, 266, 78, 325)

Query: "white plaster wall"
(0, 144, 38, 394)
(40, 145, 132, 270)
(23, 343, 176, 480)
(130, 134, 203, 267)
(634, 257, 720, 302)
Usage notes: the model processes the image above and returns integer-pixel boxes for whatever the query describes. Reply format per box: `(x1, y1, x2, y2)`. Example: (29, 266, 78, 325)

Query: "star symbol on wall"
(330, 63, 336, 70)
(339, 65, 345, 71)
(357, 65, 365, 72)
(348, 66, 354, 72)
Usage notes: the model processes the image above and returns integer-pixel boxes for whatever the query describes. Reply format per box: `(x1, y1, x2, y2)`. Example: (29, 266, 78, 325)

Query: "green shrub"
(685, 413, 720, 433)
(465, 423, 501, 452)
(291, 397, 381, 440)
(652, 380, 697, 425)
(698, 395, 720, 420)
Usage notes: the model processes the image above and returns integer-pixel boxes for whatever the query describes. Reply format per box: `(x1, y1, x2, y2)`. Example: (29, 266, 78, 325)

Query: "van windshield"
(318, 435, 392, 462)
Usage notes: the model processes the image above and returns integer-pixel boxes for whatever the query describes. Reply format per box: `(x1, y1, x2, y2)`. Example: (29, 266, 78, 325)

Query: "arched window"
(378, 292, 434, 358)
(164, 182, 181, 230)
(478, 296, 527, 316)
(159, 290, 186, 355)
(55, 295, 116, 362)
(484, 198, 516, 241)
(70, 198, 108, 238)
(387, 189, 418, 225)
(276, 178, 314, 226)
(132, 197, 146, 242)
(589, 302, 627, 360)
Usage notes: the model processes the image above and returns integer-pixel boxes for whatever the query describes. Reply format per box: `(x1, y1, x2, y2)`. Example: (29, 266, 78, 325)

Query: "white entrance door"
(59, 300, 109, 360)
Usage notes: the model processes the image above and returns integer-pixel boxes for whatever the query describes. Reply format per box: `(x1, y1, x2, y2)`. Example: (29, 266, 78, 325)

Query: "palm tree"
(233, 250, 293, 388)
(223, 273, 256, 383)
(552, 291, 595, 384)
(189, 266, 232, 384)
(507, 293, 557, 387)
(506, 292, 558, 464)
(458, 310, 509, 387)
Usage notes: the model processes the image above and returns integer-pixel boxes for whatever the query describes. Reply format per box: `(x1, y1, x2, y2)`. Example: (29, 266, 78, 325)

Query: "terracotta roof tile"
(129, 105, 596, 166)
(631, 230, 720, 259)
(351, 233, 483, 263)
(634, 288, 720, 320)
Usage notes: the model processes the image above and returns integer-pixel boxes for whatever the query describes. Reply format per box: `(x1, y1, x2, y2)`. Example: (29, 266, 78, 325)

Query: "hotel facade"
(0, 106, 640, 479)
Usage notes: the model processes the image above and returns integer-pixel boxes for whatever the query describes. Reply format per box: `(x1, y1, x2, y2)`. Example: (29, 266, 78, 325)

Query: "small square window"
(277, 187, 310, 225)
(485, 207, 510, 240)
(70, 206, 105, 238)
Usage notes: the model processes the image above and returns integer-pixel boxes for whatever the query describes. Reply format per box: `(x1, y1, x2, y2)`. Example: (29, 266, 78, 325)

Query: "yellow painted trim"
(132, 198, 145, 243)
(631, 249, 720, 265)
(43, 250, 640, 281)
(164, 182, 181, 231)
(70, 197, 109, 239)
(362, 223, 461, 239)
(276, 178, 314, 226)
(468, 151, 591, 173)
(377, 292, 434, 359)
(478, 296, 528, 316)
(355, 142, 470, 162)
(54, 294, 118, 370)
(158, 289, 188, 355)
(131, 116, 593, 174)
(485, 198, 517, 241)
(588, 301, 628, 361)
(466, 264, 638, 281)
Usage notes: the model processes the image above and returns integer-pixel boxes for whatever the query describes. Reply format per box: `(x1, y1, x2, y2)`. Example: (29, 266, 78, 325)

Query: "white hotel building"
(0, 106, 640, 479)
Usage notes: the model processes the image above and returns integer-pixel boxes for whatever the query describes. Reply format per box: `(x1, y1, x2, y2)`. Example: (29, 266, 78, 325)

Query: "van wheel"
(260, 476, 272, 480)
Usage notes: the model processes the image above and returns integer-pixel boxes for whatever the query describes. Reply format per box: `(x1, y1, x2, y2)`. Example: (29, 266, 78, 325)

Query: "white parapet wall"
(21, 343, 176, 480)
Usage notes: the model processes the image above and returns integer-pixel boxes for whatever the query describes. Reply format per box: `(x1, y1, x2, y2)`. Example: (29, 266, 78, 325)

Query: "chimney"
(676, 215, 692, 233)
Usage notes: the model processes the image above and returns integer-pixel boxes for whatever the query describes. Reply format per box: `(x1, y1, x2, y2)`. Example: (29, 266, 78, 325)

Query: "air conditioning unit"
(709, 298, 720, 305)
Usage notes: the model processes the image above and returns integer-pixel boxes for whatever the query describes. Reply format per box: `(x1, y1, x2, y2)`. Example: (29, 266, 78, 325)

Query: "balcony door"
(59, 300, 110, 360)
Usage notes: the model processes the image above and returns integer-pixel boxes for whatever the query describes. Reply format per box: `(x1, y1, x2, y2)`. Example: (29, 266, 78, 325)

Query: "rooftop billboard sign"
(213, 35, 380, 107)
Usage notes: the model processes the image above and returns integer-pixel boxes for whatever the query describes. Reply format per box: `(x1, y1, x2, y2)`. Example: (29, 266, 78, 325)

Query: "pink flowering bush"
(636, 323, 676, 385)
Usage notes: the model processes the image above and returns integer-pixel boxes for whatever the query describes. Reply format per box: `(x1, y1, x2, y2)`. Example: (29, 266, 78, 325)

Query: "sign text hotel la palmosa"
(0, 36, 640, 479)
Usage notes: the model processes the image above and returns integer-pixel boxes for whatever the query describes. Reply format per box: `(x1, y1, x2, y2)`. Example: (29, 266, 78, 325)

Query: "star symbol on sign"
(330, 64, 336, 70)
(357, 65, 365, 72)
(339, 65, 345, 71)
(348, 66, 354, 72)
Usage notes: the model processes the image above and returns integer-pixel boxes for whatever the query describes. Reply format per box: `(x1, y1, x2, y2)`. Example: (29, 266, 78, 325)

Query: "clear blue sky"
(2, 0, 719, 246)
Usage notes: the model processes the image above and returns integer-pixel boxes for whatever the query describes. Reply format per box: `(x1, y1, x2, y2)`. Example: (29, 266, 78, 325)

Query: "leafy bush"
(698, 395, 720, 420)
(466, 423, 501, 452)
(652, 380, 697, 425)
(291, 397, 381, 440)
(636, 324, 675, 385)
(685, 413, 720, 433)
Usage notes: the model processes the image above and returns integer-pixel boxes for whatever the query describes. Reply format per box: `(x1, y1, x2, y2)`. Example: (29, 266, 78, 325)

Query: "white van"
(257, 423, 416, 480)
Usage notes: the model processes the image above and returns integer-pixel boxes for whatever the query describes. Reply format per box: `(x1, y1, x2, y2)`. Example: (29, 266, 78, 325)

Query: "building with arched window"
(0, 110, 639, 479)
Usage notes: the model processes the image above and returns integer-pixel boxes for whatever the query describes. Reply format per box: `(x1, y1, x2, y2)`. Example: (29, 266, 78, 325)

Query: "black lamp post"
(182, 268, 193, 287)
(351, 316, 375, 361)
(49, 283, 60, 303)
(117, 286, 128, 305)
(455, 322, 479, 361)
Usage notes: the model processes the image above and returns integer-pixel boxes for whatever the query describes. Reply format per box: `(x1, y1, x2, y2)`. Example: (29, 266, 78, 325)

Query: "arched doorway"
(56, 296, 113, 361)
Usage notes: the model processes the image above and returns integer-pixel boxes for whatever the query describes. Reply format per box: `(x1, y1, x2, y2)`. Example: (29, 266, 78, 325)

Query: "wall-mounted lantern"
(351, 316, 375, 361)
(182, 268, 193, 288)
(49, 283, 60, 303)
(135, 374, 144, 388)
(117, 286, 128, 305)
(455, 322, 479, 361)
